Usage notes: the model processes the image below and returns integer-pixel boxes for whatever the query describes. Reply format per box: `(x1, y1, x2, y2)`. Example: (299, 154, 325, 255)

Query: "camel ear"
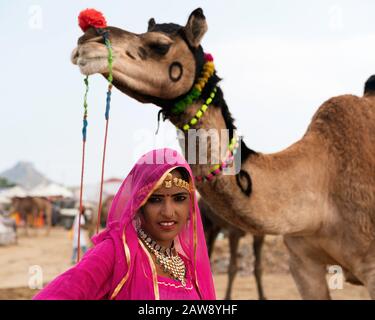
(184, 8, 207, 48)
(148, 18, 156, 31)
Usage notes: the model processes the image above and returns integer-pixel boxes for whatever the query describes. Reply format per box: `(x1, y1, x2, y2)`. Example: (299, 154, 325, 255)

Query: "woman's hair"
(174, 167, 190, 183)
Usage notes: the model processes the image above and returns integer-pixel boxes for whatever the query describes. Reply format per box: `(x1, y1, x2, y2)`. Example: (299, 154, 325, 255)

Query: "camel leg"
(23, 213, 29, 237)
(224, 231, 241, 300)
(359, 240, 375, 299)
(14, 221, 18, 244)
(284, 236, 331, 300)
(33, 210, 39, 237)
(45, 207, 52, 236)
(253, 235, 266, 300)
(206, 225, 221, 259)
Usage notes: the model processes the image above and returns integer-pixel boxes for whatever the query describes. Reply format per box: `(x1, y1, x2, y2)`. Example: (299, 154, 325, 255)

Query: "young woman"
(33, 148, 216, 300)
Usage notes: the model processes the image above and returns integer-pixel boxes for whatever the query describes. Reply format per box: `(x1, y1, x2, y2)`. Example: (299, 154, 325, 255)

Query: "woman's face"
(139, 169, 190, 248)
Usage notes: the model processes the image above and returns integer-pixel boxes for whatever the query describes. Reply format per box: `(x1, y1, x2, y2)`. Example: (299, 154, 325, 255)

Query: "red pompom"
(204, 53, 214, 62)
(78, 8, 107, 32)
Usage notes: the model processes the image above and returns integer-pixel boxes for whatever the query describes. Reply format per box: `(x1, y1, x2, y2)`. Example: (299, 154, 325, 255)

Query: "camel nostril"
(126, 51, 136, 60)
(71, 48, 79, 64)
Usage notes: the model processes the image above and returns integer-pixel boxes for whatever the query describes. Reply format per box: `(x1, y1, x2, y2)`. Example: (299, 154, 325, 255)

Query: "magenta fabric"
(33, 148, 216, 300)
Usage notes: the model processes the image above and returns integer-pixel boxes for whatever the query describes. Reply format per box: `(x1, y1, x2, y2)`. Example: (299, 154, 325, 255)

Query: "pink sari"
(33, 148, 216, 300)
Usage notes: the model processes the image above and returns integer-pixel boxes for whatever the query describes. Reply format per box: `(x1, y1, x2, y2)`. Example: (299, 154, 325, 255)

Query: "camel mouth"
(77, 56, 107, 66)
(70, 46, 155, 104)
(71, 44, 110, 76)
(78, 57, 107, 76)
(76, 56, 108, 75)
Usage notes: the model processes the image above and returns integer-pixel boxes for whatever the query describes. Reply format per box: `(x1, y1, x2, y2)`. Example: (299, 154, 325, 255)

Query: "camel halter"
(76, 8, 113, 263)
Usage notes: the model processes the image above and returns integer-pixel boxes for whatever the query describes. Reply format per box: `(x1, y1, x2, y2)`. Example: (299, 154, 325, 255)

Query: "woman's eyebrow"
(151, 192, 189, 197)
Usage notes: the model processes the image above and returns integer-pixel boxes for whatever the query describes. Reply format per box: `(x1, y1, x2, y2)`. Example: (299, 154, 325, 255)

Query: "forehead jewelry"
(163, 173, 190, 191)
(75, 8, 114, 263)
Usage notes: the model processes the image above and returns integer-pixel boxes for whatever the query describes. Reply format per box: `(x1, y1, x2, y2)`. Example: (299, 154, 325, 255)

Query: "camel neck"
(167, 90, 327, 234)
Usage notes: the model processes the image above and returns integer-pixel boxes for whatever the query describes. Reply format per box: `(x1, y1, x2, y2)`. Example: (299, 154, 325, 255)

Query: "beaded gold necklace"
(138, 228, 186, 286)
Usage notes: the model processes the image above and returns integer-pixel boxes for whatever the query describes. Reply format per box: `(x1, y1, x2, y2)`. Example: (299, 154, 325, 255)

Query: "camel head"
(10, 197, 28, 214)
(71, 8, 208, 106)
(10, 197, 21, 211)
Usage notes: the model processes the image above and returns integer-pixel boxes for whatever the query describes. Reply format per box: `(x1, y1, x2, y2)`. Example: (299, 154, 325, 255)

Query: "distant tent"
(0, 194, 10, 205)
(29, 183, 73, 198)
(73, 178, 122, 203)
(0, 186, 28, 203)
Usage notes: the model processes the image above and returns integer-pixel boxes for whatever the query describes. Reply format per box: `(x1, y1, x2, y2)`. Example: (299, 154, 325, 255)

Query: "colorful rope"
(103, 31, 113, 119)
(96, 28, 114, 234)
(82, 76, 89, 141)
(76, 8, 111, 262)
(77, 75, 89, 263)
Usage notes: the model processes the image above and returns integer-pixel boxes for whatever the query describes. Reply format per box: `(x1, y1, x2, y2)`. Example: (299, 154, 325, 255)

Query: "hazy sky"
(1, 0, 375, 186)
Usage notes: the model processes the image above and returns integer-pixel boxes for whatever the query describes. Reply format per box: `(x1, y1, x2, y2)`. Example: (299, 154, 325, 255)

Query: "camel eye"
(148, 43, 170, 55)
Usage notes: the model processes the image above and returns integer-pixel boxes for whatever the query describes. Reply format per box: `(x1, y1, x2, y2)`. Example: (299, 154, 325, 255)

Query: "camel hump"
(364, 75, 375, 95)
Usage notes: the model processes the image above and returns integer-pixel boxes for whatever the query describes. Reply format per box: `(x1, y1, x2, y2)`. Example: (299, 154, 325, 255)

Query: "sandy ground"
(0, 227, 370, 300)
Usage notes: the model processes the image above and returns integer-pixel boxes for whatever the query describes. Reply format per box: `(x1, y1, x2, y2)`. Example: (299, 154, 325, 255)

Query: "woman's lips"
(158, 221, 177, 231)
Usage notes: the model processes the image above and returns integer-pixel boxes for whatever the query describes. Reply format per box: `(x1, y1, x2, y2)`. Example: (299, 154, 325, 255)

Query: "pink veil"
(91, 148, 216, 300)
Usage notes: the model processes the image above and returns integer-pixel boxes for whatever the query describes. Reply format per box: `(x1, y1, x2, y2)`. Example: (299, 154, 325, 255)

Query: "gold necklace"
(138, 228, 186, 286)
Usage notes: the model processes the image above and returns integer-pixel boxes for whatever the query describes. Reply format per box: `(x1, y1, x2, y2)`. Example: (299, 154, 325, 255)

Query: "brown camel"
(11, 196, 52, 236)
(85, 195, 114, 241)
(71, 8, 375, 299)
(199, 197, 265, 300)
(100, 195, 114, 228)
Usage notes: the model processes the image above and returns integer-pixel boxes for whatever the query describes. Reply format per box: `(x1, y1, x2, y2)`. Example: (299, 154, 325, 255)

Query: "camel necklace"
(195, 135, 240, 182)
(171, 53, 215, 115)
(169, 53, 241, 182)
(138, 228, 186, 286)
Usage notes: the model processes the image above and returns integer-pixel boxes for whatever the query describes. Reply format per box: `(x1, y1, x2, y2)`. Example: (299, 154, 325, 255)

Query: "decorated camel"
(71, 8, 375, 299)
(84, 195, 114, 241)
(11, 196, 52, 236)
(85, 195, 114, 241)
(100, 195, 113, 228)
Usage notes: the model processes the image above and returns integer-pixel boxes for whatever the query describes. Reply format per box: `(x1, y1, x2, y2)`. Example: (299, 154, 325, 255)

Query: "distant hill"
(0, 177, 16, 188)
(0, 162, 51, 190)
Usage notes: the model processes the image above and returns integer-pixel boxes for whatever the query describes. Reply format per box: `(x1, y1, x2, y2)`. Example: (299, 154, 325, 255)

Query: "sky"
(0, 0, 375, 187)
